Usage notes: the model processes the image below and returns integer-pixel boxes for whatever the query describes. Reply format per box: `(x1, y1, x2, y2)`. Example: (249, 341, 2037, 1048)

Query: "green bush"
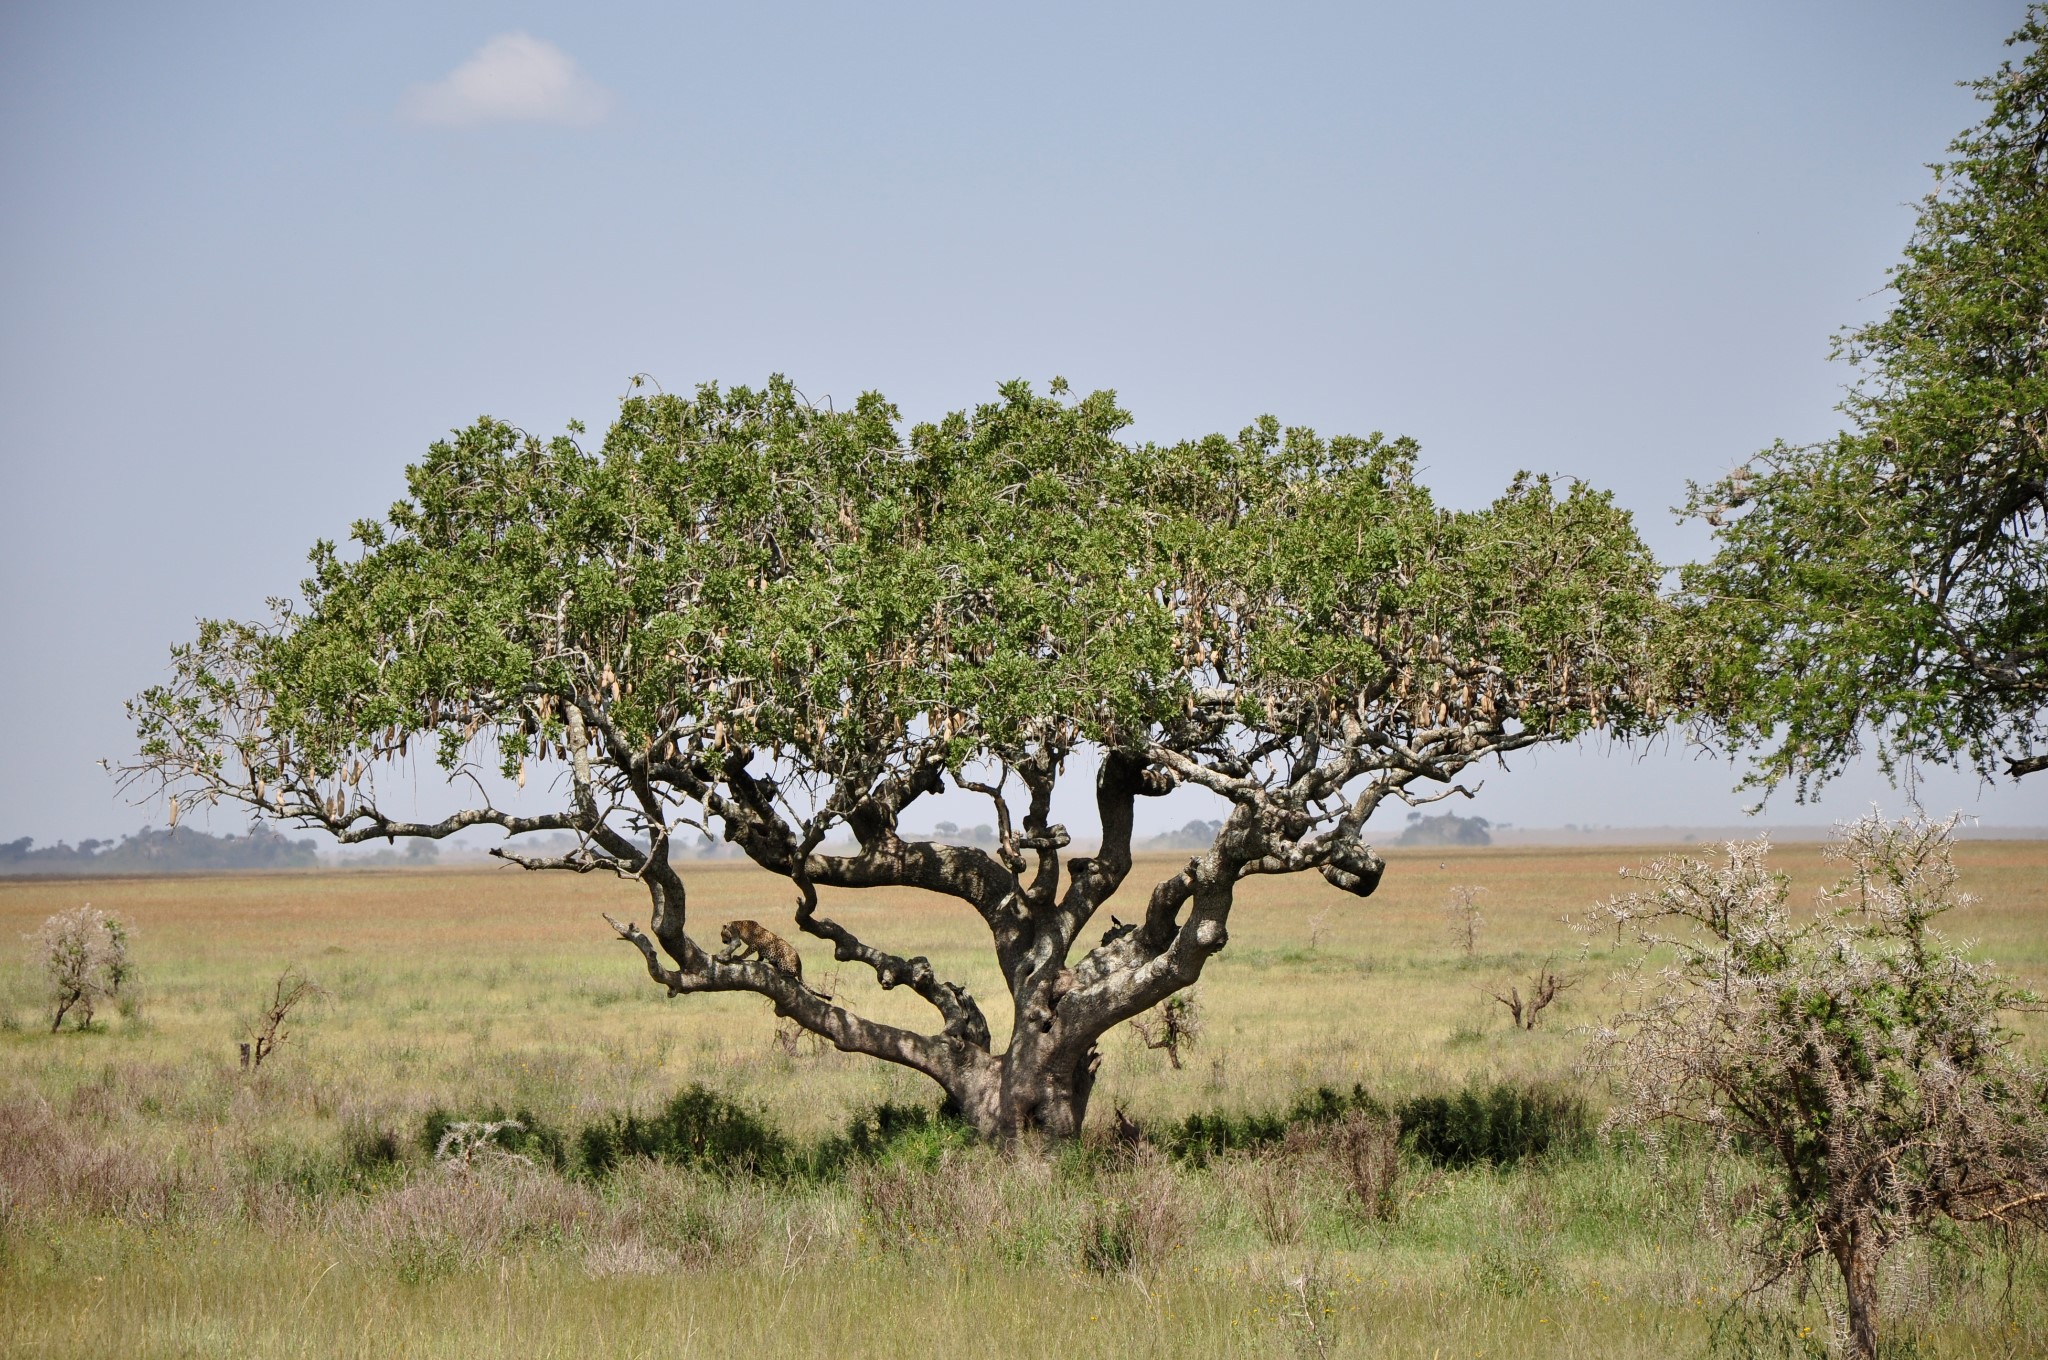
(811, 1099, 975, 1175)
(1146, 1080, 1584, 1169)
(576, 1085, 791, 1177)
(1396, 1082, 1587, 1168)
(1468, 1239, 1548, 1297)
(560, 1080, 1584, 1183)
(1706, 1306, 1831, 1359)
(245, 1141, 354, 1199)
(568, 1091, 974, 1182)
(1154, 1084, 1385, 1164)
(1079, 1199, 1142, 1273)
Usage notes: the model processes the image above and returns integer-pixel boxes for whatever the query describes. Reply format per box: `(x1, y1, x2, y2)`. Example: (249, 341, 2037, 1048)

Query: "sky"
(2, 0, 2044, 847)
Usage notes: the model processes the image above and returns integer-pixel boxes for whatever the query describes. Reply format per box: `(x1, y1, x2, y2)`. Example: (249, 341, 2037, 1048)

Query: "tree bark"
(1832, 1221, 1882, 1360)
(993, 1019, 1100, 1140)
(941, 1036, 1099, 1142)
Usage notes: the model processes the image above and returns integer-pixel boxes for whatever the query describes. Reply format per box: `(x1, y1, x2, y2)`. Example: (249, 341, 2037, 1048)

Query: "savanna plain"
(2, 841, 2043, 1359)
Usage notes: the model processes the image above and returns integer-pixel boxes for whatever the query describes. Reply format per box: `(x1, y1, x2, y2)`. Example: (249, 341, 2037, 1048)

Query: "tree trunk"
(1832, 1222, 1882, 1360)
(936, 1012, 1101, 1142)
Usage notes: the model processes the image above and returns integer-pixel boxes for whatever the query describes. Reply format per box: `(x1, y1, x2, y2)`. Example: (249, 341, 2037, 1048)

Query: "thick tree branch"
(1059, 750, 1177, 944)
(601, 913, 973, 1081)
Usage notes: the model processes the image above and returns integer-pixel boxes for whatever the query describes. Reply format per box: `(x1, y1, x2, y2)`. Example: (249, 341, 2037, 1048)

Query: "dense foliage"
(1684, 9, 2048, 791)
(135, 378, 1664, 819)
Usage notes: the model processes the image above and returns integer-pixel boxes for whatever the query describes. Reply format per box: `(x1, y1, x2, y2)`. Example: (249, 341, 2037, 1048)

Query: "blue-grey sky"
(3, 1, 2044, 845)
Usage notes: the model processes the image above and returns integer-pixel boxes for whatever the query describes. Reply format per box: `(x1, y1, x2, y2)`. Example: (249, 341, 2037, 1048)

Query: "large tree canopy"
(1684, 9, 2048, 792)
(130, 377, 1668, 1138)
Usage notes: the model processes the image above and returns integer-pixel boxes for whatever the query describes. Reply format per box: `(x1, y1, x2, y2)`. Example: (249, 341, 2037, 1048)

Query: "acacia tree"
(34, 905, 132, 1032)
(1590, 817, 2048, 1360)
(128, 377, 1667, 1139)
(1684, 9, 2048, 792)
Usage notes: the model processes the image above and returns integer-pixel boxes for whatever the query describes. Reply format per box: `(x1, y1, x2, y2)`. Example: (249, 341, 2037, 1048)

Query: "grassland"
(1, 841, 2044, 1358)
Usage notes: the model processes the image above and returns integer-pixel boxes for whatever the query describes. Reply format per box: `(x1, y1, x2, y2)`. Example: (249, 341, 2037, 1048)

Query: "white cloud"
(400, 32, 612, 129)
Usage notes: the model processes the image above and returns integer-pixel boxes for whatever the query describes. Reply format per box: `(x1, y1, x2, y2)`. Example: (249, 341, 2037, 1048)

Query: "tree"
(1683, 10, 2048, 793)
(1590, 817, 2048, 1360)
(1487, 963, 1573, 1031)
(33, 905, 132, 1032)
(127, 376, 1668, 1140)
(239, 967, 316, 1070)
(1442, 883, 1485, 959)
(1130, 990, 1204, 1070)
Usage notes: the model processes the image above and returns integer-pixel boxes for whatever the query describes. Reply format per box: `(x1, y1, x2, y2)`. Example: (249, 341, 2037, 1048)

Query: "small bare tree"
(772, 1018, 831, 1059)
(240, 967, 315, 1070)
(32, 905, 131, 1032)
(1589, 817, 2048, 1360)
(772, 967, 842, 1057)
(771, 1021, 803, 1058)
(1130, 990, 1204, 1070)
(1444, 885, 1485, 959)
(1489, 964, 1575, 1030)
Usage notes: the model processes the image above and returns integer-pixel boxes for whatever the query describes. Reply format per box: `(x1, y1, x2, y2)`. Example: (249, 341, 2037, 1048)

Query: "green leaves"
(127, 374, 1668, 855)
(1685, 9, 2048, 791)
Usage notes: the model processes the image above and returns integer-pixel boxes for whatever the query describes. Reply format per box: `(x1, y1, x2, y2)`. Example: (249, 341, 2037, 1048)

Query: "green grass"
(1, 842, 2044, 1357)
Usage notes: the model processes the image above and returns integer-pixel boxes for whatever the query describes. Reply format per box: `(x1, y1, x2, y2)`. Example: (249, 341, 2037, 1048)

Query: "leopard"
(717, 920, 830, 998)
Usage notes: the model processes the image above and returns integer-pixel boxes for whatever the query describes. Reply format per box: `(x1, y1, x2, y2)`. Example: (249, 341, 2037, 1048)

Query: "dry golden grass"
(4, 840, 2041, 1132)
(1, 840, 2043, 1359)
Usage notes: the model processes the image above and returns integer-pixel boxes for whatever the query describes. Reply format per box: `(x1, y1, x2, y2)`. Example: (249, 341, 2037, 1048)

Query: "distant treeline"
(1395, 812, 1492, 847)
(895, 822, 1001, 849)
(0, 825, 322, 876)
(0, 811, 1497, 877)
(1137, 815, 1495, 852)
(1146, 820, 1225, 851)
(505, 831, 735, 861)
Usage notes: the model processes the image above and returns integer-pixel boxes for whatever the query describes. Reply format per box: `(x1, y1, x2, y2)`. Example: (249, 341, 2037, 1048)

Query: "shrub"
(577, 1085, 789, 1178)
(1130, 990, 1205, 1070)
(1078, 1162, 1189, 1274)
(244, 1139, 357, 1200)
(351, 1168, 603, 1282)
(1227, 1154, 1308, 1244)
(848, 1157, 1010, 1249)
(1444, 884, 1486, 958)
(813, 1099, 975, 1175)
(1706, 1307, 1830, 1359)
(1156, 1105, 1294, 1163)
(31, 905, 131, 1032)
(1154, 1084, 1386, 1164)
(1590, 816, 2048, 1360)
(1469, 1238, 1548, 1297)
(419, 1106, 566, 1172)
(238, 967, 316, 1071)
(1322, 1107, 1403, 1222)
(1397, 1081, 1589, 1168)
(340, 1116, 406, 1183)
